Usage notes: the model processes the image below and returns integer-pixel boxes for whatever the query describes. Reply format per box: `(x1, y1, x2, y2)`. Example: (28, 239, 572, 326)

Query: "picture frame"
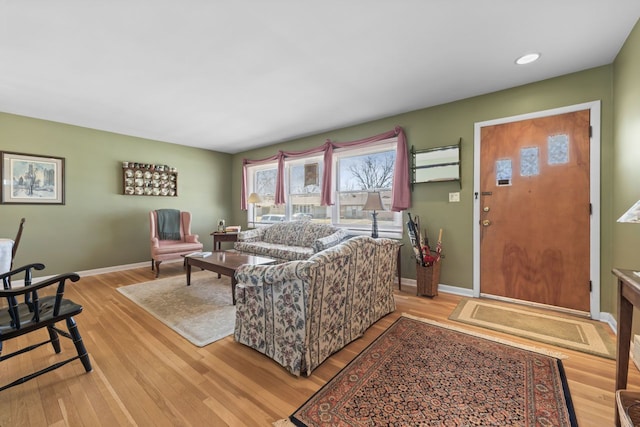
(1, 151, 65, 204)
(304, 163, 319, 187)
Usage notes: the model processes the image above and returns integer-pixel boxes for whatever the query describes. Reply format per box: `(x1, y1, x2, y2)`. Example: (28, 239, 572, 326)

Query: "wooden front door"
(479, 109, 591, 312)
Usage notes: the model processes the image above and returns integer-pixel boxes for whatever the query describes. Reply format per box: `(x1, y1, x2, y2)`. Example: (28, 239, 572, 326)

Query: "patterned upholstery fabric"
(234, 221, 347, 263)
(234, 235, 400, 376)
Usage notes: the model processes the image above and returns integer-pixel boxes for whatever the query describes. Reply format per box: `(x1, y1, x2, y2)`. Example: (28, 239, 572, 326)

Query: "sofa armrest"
(235, 260, 311, 291)
(234, 260, 314, 376)
(237, 228, 264, 243)
(151, 237, 160, 248)
(311, 228, 348, 253)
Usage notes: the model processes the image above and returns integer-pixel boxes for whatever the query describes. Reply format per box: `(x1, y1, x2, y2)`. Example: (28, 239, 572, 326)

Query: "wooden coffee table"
(185, 251, 275, 304)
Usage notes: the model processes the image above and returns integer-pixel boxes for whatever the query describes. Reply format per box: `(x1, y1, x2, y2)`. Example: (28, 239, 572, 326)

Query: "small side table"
(211, 232, 238, 251)
(613, 268, 640, 427)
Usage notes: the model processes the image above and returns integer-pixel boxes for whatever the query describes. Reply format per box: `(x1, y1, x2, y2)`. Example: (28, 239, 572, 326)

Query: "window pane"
(246, 139, 403, 236)
(338, 151, 395, 191)
(254, 168, 284, 223)
(338, 189, 394, 227)
(290, 163, 321, 194)
(520, 147, 540, 177)
(337, 150, 397, 230)
(289, 162, 329, 222)
(256, 169, 277, 195)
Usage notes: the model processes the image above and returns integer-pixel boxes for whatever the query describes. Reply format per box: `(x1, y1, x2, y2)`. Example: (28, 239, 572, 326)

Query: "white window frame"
(245, 137, 403, 238)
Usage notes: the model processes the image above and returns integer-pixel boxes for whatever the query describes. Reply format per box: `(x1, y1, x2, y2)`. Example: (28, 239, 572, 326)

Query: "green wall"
(0, 113, 232, 274)
(613, 20, 640, 316)
(3, 31, 634, 318)
(231, 65, 615, 310)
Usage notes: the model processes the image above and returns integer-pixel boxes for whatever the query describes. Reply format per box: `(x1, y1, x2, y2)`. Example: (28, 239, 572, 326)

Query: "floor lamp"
(247, 192, 262, 227)
(363, 191, 385, 238)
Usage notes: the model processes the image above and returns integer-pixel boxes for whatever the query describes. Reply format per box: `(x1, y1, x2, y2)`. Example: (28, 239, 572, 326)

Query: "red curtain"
(241, 127, 410, 212)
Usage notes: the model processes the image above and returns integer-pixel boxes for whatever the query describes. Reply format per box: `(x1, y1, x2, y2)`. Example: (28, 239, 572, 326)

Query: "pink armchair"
(149, 210, 203, 277)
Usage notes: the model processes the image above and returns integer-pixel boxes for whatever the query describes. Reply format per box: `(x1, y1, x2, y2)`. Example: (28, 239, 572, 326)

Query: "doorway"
(473, 102, 601, 318)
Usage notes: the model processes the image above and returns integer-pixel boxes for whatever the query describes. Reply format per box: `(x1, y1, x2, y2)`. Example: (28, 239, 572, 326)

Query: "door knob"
(482, 220, 491, 227)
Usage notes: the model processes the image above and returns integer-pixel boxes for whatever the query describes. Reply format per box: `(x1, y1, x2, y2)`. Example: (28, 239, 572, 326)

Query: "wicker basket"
(416, 261, 440, 297)
(617, 390, 640, 427)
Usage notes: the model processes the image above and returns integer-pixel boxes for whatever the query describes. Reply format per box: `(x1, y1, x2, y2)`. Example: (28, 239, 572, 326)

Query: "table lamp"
(363, 191, 385, 238)
(617, 199, 640, 277)
(248, 192, 262, 227)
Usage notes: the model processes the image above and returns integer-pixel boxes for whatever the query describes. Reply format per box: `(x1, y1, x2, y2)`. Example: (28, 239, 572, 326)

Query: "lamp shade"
(617, 200, 640, 224)
(618, 200, 640, 223)
(363, 192, 384, 211)
(247, 192, 262, 204)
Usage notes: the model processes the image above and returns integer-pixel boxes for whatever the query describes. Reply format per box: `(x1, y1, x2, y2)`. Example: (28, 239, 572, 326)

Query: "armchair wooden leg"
(154, 260, 161, 278)
(66, 317, 92, 373)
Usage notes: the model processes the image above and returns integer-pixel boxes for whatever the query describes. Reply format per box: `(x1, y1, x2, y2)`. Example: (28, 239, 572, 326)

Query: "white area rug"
(117, 271, 235, 347)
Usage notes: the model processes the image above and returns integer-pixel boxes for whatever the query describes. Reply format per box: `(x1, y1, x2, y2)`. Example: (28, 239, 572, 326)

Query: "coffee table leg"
(186, 261, 192, 286)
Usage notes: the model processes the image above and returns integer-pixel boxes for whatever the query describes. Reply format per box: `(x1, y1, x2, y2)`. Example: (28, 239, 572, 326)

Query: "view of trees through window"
(337, 150, 396, 228)
(249, 141, 402, 234)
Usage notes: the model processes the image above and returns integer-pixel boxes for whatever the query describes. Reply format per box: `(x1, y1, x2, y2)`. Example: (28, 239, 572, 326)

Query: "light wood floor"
(0, 263, 635, 426)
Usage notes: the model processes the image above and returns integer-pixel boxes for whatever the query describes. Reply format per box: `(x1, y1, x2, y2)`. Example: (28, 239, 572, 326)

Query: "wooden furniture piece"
(185, 251, 274, 305)
(10, 218, 25, 270)
(410, 139, 461, 189)
(613, 268, 640, 427)
(211, 232, 238, 251)
(396, 243, 403, 289)
(123, 163, 177, 197)
(0, 263, 92, 391)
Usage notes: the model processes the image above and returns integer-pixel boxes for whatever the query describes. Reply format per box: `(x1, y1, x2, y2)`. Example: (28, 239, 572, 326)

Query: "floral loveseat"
(233, 220, 347, 263)
(233, 235, 400, 376)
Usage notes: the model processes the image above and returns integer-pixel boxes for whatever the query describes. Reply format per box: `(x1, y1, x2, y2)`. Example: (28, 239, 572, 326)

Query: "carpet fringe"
(401, 313, 568, 359)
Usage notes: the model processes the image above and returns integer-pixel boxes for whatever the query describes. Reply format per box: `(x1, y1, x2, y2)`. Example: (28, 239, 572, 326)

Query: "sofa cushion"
(311, 228, 348, 253)
(153, 240, 204, 255)
(233, 241, 313, 261)
(235, 221, 346, 262)
(260, 221, 340, 247)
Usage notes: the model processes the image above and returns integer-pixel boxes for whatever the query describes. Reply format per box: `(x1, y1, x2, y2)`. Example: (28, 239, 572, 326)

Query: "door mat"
(449, 297, 615, 359)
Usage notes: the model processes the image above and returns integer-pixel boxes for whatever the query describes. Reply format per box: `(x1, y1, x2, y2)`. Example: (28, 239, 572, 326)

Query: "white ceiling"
(1, 1, 639, 154)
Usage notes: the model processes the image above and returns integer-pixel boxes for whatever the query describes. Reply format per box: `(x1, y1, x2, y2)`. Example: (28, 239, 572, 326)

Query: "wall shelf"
(122, 163, 178, 197)
(411, 138, 461, 190)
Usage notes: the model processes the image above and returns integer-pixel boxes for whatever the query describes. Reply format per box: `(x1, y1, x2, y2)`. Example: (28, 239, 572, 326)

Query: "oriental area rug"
(117, 271, 235, 347)
(449, 298, 616, 359)
(286, 315, 577, 427)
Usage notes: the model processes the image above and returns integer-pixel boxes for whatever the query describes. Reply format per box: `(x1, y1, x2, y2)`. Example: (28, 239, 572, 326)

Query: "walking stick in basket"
(407, 213, 425, 266)
(435, 229, 443, 262)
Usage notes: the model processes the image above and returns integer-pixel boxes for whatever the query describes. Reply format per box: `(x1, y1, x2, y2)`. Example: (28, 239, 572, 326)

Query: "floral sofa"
(233, 235, 400, 376)
(233, 220, 347, 263)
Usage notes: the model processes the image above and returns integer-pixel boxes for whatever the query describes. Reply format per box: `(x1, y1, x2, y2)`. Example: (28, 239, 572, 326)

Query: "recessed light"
(515, 53, 541, 65)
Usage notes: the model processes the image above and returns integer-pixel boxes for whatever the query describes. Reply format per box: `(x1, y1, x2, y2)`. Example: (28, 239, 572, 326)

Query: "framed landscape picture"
(1, 151, 65, 204)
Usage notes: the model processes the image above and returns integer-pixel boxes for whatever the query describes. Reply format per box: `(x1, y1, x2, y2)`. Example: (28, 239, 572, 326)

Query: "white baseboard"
(76, 260, 154, 277)
(398, 278, 473, 298)
(9, 259, 177, 287)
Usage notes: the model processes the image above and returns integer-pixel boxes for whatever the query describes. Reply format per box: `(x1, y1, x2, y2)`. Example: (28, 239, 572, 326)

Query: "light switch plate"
(449, 192, 460, 203)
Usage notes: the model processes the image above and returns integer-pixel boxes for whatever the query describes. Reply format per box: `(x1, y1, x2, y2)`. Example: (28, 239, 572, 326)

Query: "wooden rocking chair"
(0, 263, 92, 391)
(10, 217, 25, 270)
